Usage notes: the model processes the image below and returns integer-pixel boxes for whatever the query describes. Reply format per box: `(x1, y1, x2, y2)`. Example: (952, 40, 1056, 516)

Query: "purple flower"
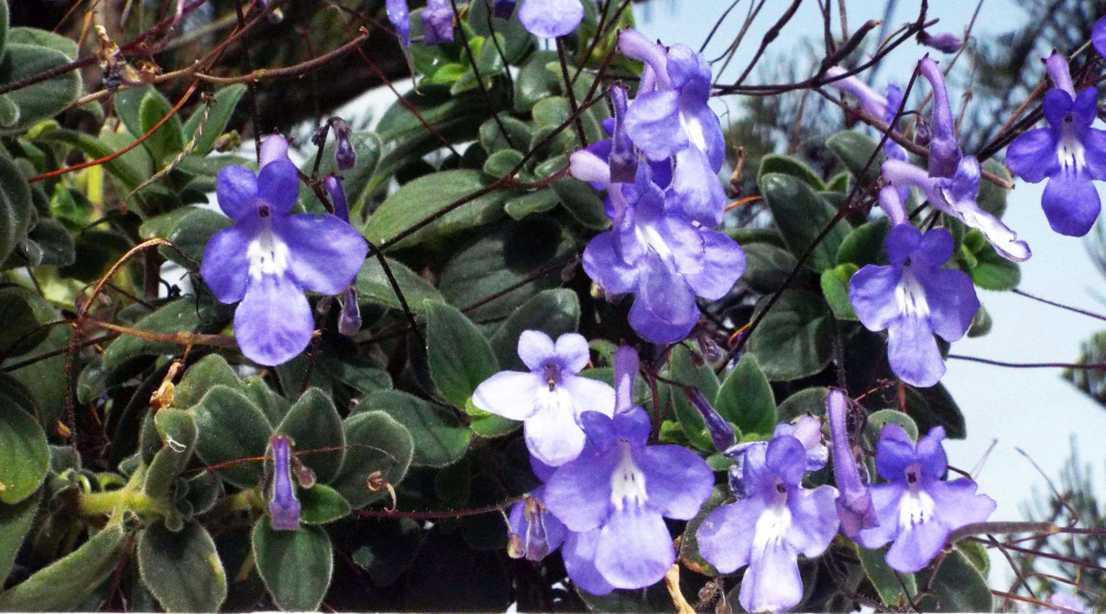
(882, 156, 1031, 262)
(422, 0, 455, 44)
(618, 30, 726, 225)
(492, 0, 517, 19)
(918, 58, 962, 178)
(1006, 53, 1106, 236)
(543, 406, 714, 591)
(917, 31, 963, 53)
(1043, 591, 1090, 614)
(697, 434, 839, 613)
(824, 66, 908, 164)
(385, 0, 411, 47)
(518, 0, 583, 38)
(269, 435, 301, 531)
(580, 169, 744, 344)
(472, 331, 615, 466)
(201, 137, 369, 366)
(848, 224, 979, 387)
(1095, 17, 1106, 61)
(508, 484, 567, 562)
(857, 425, 996, 572)
(725, 416, 826, 500)
(826, 389, 877, 539)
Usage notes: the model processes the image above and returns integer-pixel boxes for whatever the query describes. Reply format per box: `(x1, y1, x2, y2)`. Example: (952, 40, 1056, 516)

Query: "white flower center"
(610, 441, 647, 511)
(898, 488, 935, 530)
(634, 223, 675, 262)
(894, 271, 930, 319)
(534, 384, 573, 415)
(1057, 123, 1087, 176)
(246, 225, 290, 281)
(751, 503, 793, 553)
(679, 110, 709, 153)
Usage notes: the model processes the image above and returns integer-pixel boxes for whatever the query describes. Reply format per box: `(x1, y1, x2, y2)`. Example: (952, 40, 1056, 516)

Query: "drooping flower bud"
(917, 57, 961, 178)
(422, 0, 455, 45)
(338, 286, 362, 337)
(323, 175, 350, 222)
(918, 31, 962, 53)
(686, 388, 736, 452)
(607, 85, 637, 183)
(386, 0, 411, 48)
(332, 118, 356, 170)
(1044, 50, 1076, 97)
(826, 389, 877, 538)
(269, 435, 301, 531)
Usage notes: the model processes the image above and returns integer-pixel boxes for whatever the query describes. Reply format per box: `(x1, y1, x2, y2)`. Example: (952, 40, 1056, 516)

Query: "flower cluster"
(200, 135, 368, 366)
(572, 30, 745, 344)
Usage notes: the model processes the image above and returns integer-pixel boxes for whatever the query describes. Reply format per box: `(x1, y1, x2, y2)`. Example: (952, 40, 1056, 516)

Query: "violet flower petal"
(517, 330, 557, 370)
(201, 223, 253, 303)
(887, 315, 944, 388)
(422, 0, 454, 44)
(518, 0, 584, 38)
(215, 165, 259, 220)
(1043, 173, 1101, 236)
(563, 529, 616, 596)
(277, 215, 369, 295)
(386, 0, 411, 47)
(1006, 127, 1060, 183)
(594, 508, 674, 589)
(260, 134, 290, 167)
(696, 498, 763, 573)
(638, 444, 715, 519)
(543, 446, 621, 532)
(256, 160, 300, 215)
(234, 273, 314, 366)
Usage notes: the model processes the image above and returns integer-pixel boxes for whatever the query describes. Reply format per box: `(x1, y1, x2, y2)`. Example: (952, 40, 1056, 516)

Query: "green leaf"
(504, 189, 559, 220)
(143, 409, 198, 502)
(37, 127, 146, 190)
(739, 240, 800, 294)
(865, 409, 918, 442)
(0, 153, 33, 265)
(916, 550, 993, 612)
(426, 301, 499, 408)
(551, 177, 608, 229)
(968, 241, 1020, 290)
(243, 376, 292, 431)
(968, 305, 992, 338)
(0, 490, 39, 584)
(869, 383, 965, 439)
(101, 299, 203, 371)
(667, 344, 720, 451)
(0, 0, 8, 61)
(276, 388, 345, 483)
(759, 173, 850, 272)
(820, 263, 859, 321)
(757, 154, 825, 190)
(174, 354, 241, 409)
(22, 218, 75, 267)
(355, 256, 443, 316)
(193, 385, 273, 488)
(182, 83, 247, 156)
(489, 288, 579, 371)
(137, 520, 227, 613)
(0, 398, 48, 504)
(332, 411, 414, 508)
(0, 43, 81, 134)
(479, 114, 532, 154)
(776, 386, 828, 422)
(362, 169, 514, 250)
(360, 390, 471, 468)
(0, 524, 126, 611)
(514, 51, 559, 112)
(299, 484, 351, 524)
(138, 88, 184, 163)
(856, 544, 916, 608)
(7, 27, 77, 59)
(837, 219, 890, 267)
(827, 130, 883, 186)
(163, 207, 231, 271)
(252, 517, 333, 612)
(482, 148, 523, 179)
(0, 94, 17, 127)
(746, 290, 834, 381)
(716, 354, 777, 436)
(0, 286, 48, 356)
(438, 217, 574, 321)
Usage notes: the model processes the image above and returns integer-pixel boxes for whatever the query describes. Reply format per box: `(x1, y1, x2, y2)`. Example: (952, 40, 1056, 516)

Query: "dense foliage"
(0, 0, 1103, 612)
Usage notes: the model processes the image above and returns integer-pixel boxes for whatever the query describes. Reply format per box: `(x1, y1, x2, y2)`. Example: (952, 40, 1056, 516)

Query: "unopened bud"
(332, 118, 355, 170)
(338, 286, 362, 337)
(268, 435, 301, 531)
(918, 31, 962, 54)
(686, 388, 736, 452)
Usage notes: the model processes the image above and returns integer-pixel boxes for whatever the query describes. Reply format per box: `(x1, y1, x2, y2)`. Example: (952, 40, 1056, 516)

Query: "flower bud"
(918, 31, 962, 53)
(332, 118, 356, 170)
(686, 388, 736, 452)
(826, 389, 877, 538)
(338, 286, 362, 337)
(269, 435, 301, 531)
(323, 175, 350, 222)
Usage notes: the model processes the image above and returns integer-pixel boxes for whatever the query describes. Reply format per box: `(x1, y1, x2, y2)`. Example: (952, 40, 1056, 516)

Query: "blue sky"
(634, 0, 1106, 530)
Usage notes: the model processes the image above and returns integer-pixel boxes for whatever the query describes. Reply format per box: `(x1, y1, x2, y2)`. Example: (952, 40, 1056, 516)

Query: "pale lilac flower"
(882, 156, 1031, 262)
(385, 0, 411, 47)
(518, 0, 583, 38)
(422, 0, 455, 44)
(857, 425, 996, 572)
(1043, 591, 1090, 614)
(507, 456, 566, 562)
(917, 31, 962, 53)
(1006, 52, 1106, 236)
(848, 224, 979, 387)
(724, 416, 826, 500)
(260, 133, 289, 165)
(579, 168, 745, 344)
(200, 137, 368, 366)
(618, 29, 726, 225)
(269, 435, 301, 531)
(826, 389, 877, 538)
(918, 58, 962, 178)
(697, 434, 839, 613)
(543, 405, 713, 591)
(472, 331, 615, 466)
